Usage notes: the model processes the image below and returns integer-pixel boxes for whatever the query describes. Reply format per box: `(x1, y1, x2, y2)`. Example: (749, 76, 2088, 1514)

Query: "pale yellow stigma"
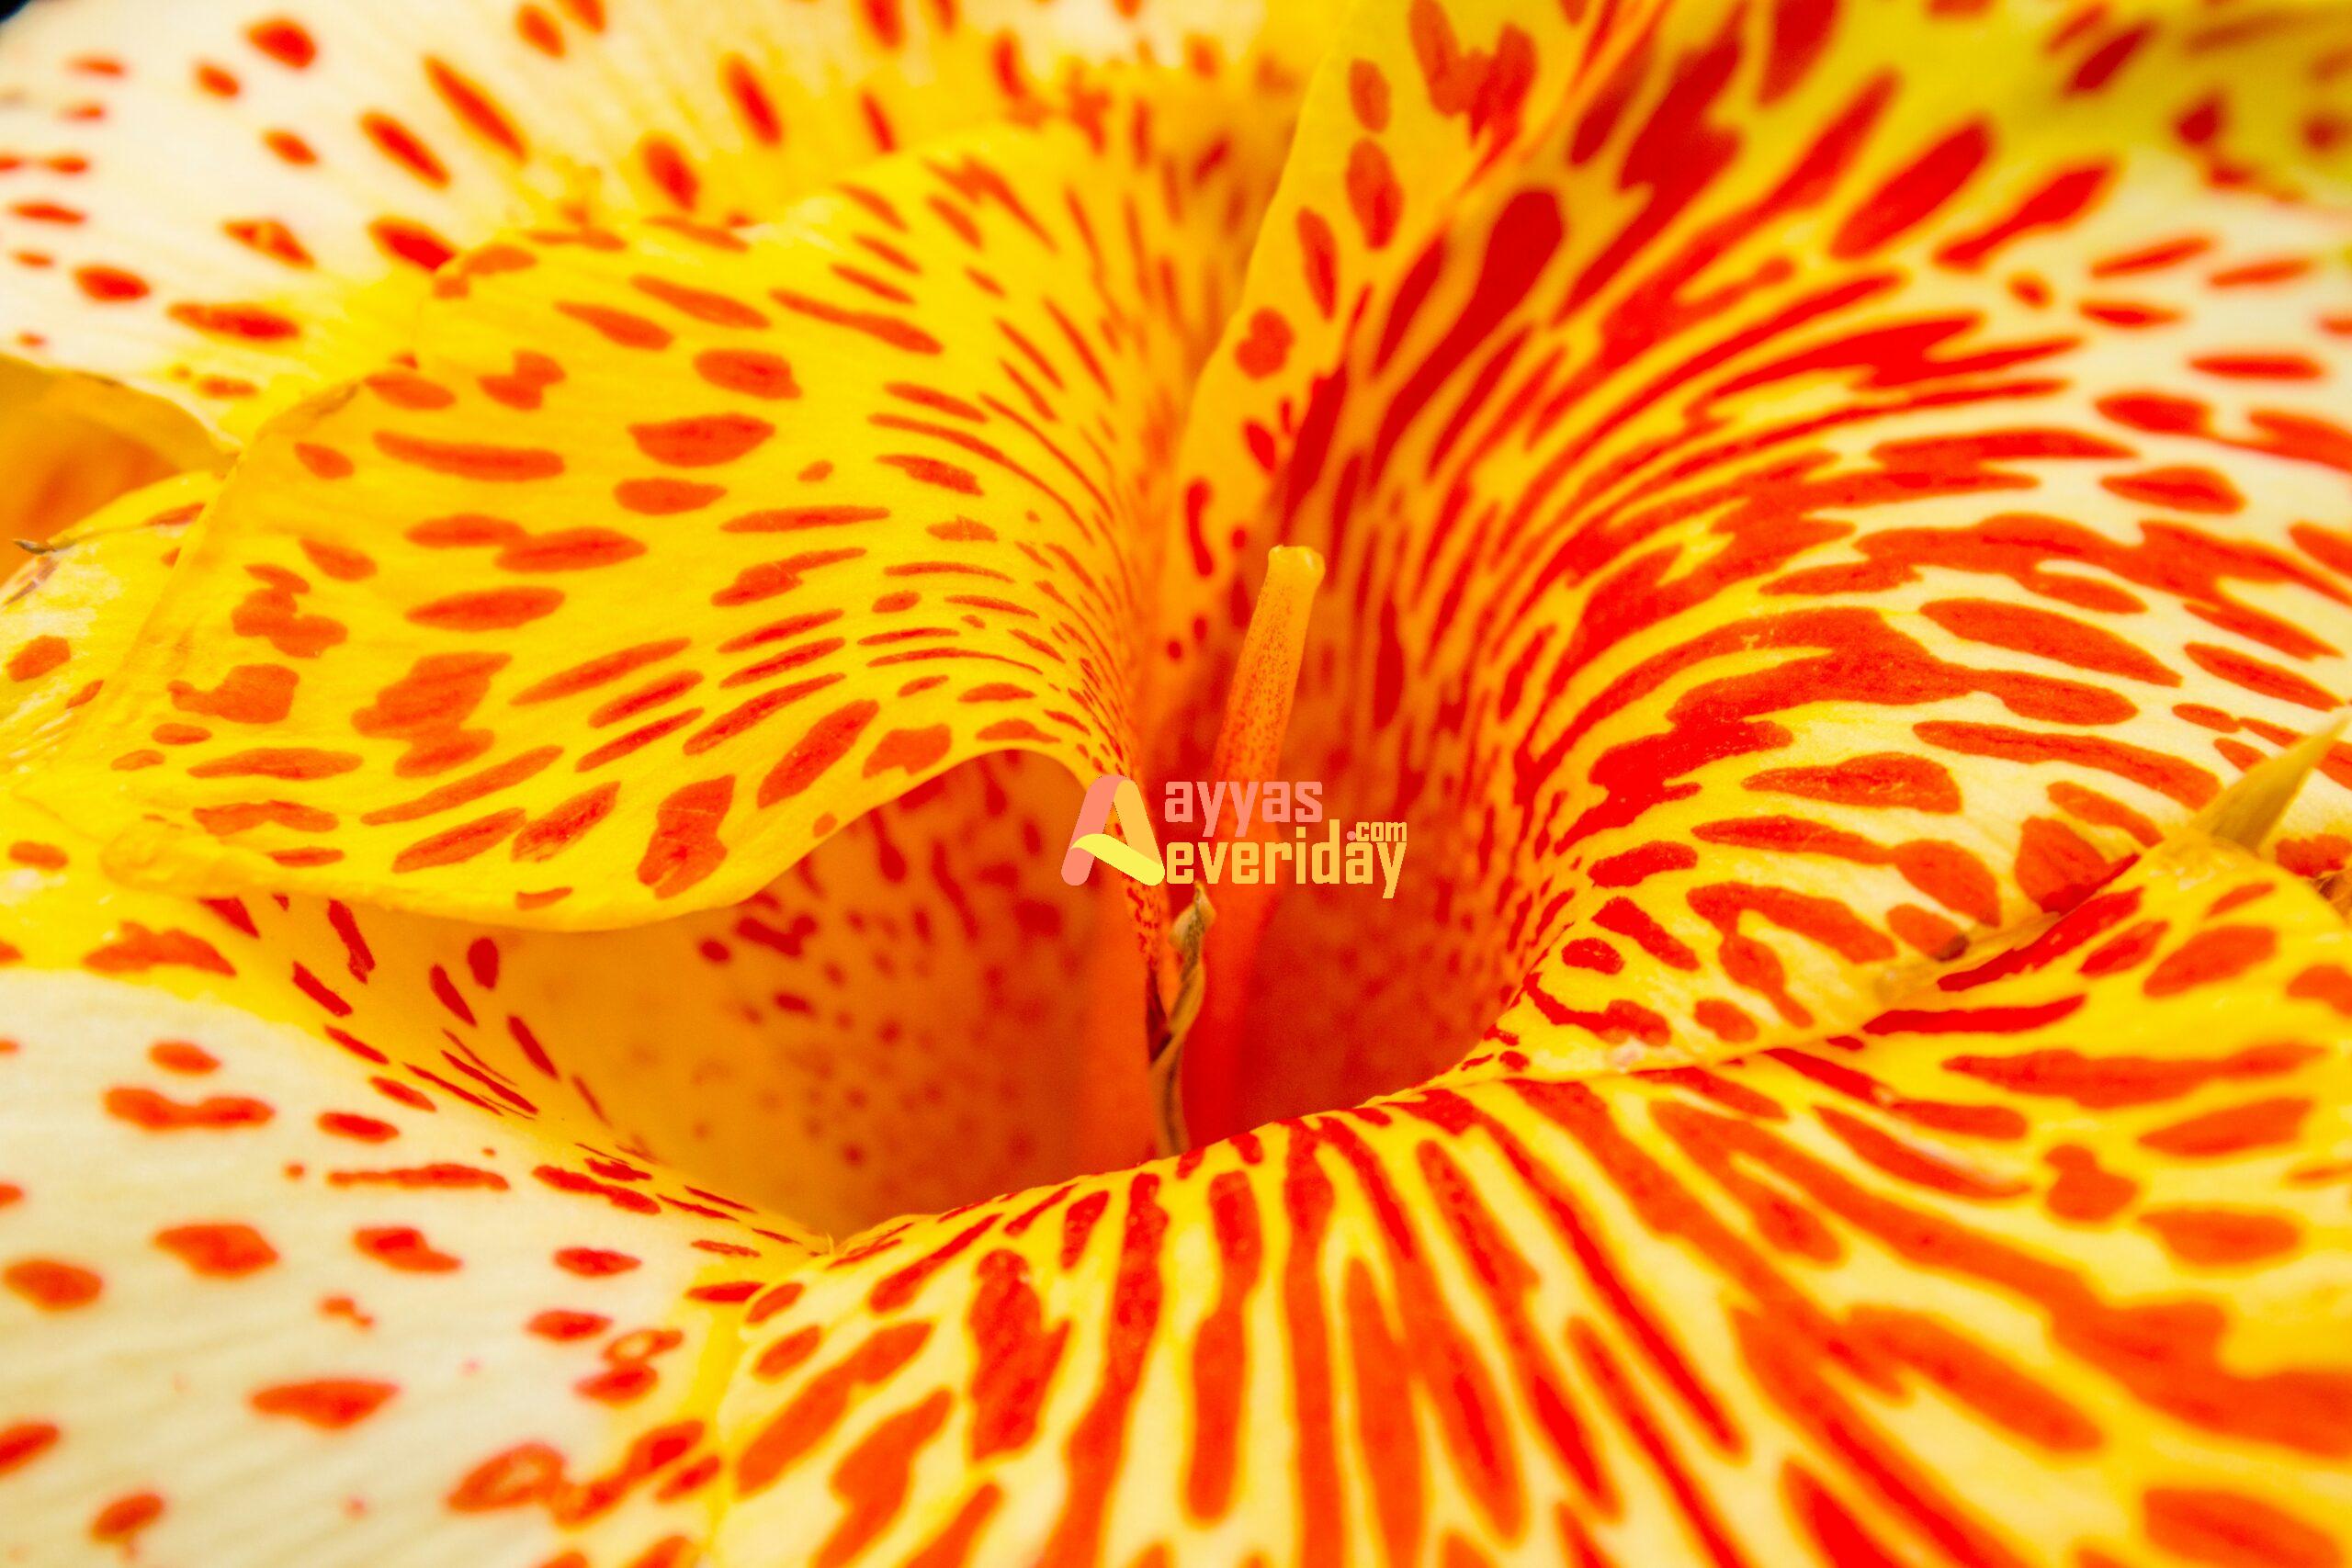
(1209, 545, 1325, 787)
(1158, 544, 1325, 1154)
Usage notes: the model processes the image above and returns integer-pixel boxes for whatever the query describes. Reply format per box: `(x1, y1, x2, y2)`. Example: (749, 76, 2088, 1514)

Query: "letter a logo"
(1061, 775, 1164, 886)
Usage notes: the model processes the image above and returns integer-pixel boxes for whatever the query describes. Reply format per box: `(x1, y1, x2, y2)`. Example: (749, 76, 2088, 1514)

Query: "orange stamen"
(1175, 545, 1323, 1148)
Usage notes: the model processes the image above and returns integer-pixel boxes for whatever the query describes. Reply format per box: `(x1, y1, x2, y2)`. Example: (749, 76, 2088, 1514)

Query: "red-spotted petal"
(0, 477, 1155, 1236)
(0, 965, 809, 1566)
(704, 826, 2352, 1566)
(0, 483, 1154, 1555)
(27, 69, 1295, 942)
(0, 0, 1326, 444)
(1159, 0, 2352, 1127)
(0, 361, 220, 553)
(0, 470, 213, 772)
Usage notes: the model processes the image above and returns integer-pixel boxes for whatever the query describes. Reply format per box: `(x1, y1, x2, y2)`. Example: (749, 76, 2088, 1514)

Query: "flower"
(3, 0, 2351, 1562)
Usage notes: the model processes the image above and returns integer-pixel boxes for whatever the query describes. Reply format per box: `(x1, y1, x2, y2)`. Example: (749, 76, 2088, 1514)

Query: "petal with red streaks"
(0, 476, 1151, 1237)
(29, 69, 1293, 937)
(0, 0, 1325, 445)
(0, 964, 811, 1566)
(1159, 0, 2352, 1121)
(0, 470, 214, 773)
(0, 361, 221, 554)
(0, 483, 1153, 1554)
(707, 827, 2352, 1566)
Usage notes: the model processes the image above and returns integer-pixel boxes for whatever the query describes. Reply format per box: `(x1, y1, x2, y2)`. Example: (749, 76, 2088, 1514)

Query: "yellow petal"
(0, 0, 1324, 444)
(0, 469, 215, 772)
(1157, 0, 2352, 1120)
(28, 67, 1293, 939)
(0, 481, 1154, 1554)
(0, 474, 1152, 1236)
(0, 362, 223, 554)
(0, 966, 803, 1567)
(1155, 0, 1600, 760)
(0, 538, 812, 1553)
(707, 828, 2352, 1566)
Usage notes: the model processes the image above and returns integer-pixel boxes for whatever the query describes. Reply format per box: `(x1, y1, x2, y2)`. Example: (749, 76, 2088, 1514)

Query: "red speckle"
(2143, 926, 2276, 997)
(329, 1162, 509, 1191)
(155, 1223, 278, 1278)
(6, 636, 69, 682)
(513, 784, 622, 863)
(1834, 122, 1992, 256)
(245, 17, 316, 66)
(374, 431, 563, 481)
(424, 57, 526, 158)
(2043, 1145, 2136, 1223)
(640, 134, 701, 209)
(1344, 140, 1401, 248)
(170, 662, 300, 724)
(862, 724, 951, 781)
(85, 923, 235, 977)
(7, 841, 67, 872)
(89, 1491, 163, 1543)
(361, 112, 449, 186)
(263, 130, 318, 165)
(1349, 59, 1390, 129)
(636, 777, 735, 900)
(629, 412, 775, 468)
(355, 1226, 460, 1273)
(2145, 1488, 2338, 1568)
(722, 56, 781, 144)
(4, 1258, 101, 1311)
(528, 1309, 610, 1341)
(167, 301, 301, 342)
(2069, 22, 2153, 93)
(760, 701, 880, 807)
(447, 1442, 565, 1511)
(406, 587, 565, 631)
(576, 1363, 659, 1404)
(373, 218, 459, 271)
(616, 478, 725, 514)
(149, 1041, 220, 1074)
(557, 300, 673, 349)
(320, 1111, 399, 1143)
(1296, 209, 1339, 319)
(0, 1422, 58, 1477)
(2138, 1206, 2301, 1267)
(73, 265, 149, 301)
(1234, 309, 1294, 378)
(251, 1380, 396, 1429)
(105, 1086, 272, 1131)
(2102, 465, 2243, 514)
(2140, 1097, 2312, 1157)
(556, 1247, 640, 1277)
(695, 348, 800, 400)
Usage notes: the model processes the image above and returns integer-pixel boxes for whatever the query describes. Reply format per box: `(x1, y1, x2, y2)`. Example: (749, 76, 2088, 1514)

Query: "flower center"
(605, 552, 1359, 1233)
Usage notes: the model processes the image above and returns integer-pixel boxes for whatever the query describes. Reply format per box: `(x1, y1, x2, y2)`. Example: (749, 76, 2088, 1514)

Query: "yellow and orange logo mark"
(1059, 774, 1165, 886)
